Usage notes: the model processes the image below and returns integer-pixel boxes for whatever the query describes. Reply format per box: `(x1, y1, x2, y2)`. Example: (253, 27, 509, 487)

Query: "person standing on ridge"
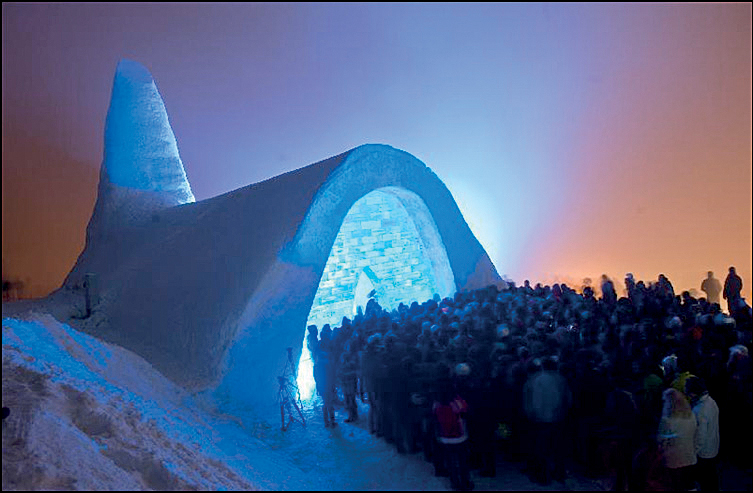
(723, 266, 743, 315)
(600, 274, 617, 308)
(701, 272, 722, 306)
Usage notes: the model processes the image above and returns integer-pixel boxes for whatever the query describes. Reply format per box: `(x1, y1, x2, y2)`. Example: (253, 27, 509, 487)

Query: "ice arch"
(297, 187, 455, 400)
(219, 145, 501, 412)
(57, 60, 500, 414)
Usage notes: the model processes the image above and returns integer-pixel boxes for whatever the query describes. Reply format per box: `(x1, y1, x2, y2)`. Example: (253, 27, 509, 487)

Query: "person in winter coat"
(316, 325, 337, 427)
(657, 274, 676, 302)
(433, 383, 473, 491)
(723, 266, 743, 315)
(339, 342, 359, 423)
(361, 333, 383, 435)
(685, 377, 720, 492)
(605, 378, 640, 491)
(657, 388, 697, 491)
(522, 356, 572, 485)
(600, 275, 617, 308)
(701, 272, 722, 306)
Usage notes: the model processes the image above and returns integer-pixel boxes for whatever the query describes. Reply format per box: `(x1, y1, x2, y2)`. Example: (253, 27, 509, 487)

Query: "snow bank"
(0, 309, 451, 491)
(2, 313, 259, 490)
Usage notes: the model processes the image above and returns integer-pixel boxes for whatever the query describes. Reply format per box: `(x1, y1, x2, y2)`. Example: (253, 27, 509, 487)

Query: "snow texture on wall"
(56, 60, 501, 413)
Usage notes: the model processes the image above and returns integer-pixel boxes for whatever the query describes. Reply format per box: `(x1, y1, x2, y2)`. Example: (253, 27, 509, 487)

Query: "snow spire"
(87, 59, 195, 238)
(104, 59, 194, 203)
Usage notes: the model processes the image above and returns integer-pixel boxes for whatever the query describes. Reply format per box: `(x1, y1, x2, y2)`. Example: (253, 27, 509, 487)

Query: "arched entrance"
(297, 186, 455, 399)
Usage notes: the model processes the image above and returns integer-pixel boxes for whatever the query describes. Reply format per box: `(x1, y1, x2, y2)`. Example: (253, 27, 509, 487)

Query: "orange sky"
(2, 3, 751, 304)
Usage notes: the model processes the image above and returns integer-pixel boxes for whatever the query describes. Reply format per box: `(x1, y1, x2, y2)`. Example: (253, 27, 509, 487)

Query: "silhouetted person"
(625, 273, 636, 297)
(2, 277, 24, 301)
(601, 274, 617, 307)
(605, 377, 640, 491)
(701, 272, 722, 306)
(657, 274, 675, 301)
(523, 356, 571, 485)
(725, 345, 752, 470)
(362, 333, 383, 435)
(316, 325, 337, 427)
(339, 342, 359, 423)
(723, 266, 742, 315)
(523, 280, 534, 295)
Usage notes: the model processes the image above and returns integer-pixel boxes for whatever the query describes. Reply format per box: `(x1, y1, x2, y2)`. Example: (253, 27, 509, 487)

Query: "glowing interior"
(297, 187, 455, 400)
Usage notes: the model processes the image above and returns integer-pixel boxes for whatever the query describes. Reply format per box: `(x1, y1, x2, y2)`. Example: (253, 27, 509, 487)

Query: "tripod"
(278, 347, 306, 431)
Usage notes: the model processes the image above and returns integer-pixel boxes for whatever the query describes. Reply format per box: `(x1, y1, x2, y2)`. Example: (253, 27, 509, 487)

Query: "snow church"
(60, 60, 501, 410)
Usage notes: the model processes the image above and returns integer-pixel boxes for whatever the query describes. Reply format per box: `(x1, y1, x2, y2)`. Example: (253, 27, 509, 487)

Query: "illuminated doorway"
(296, 187, 454, 400)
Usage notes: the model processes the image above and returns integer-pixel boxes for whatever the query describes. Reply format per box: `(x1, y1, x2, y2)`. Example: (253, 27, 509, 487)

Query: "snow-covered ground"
(2, 301, 614, 491)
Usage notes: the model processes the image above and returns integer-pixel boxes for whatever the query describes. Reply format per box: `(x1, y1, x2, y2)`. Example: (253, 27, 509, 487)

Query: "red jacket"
(434, 396, 469, 443)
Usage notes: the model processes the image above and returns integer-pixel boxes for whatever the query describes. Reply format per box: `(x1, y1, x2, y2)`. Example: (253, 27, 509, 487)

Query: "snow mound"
(0, 310, 452, 491)
(2, 313, 256, 490)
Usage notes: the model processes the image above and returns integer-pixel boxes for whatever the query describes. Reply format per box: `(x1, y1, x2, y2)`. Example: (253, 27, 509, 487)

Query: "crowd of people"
(304, 268, 751, 491)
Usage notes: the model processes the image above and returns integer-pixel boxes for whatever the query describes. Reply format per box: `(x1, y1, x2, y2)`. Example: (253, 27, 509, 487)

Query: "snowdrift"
(1, 312, 259, 489)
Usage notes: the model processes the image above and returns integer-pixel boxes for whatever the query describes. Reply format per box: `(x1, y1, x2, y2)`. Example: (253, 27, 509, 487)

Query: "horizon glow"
(2, 3, 751, 302)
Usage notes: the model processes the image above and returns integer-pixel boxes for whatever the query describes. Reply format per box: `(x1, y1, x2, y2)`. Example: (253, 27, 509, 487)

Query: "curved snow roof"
(61, 60, 500, 409)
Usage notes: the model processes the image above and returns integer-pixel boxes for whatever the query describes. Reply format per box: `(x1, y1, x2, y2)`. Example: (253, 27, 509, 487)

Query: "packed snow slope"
(1, 304, 453, 491)
(2, 309, 261, 490)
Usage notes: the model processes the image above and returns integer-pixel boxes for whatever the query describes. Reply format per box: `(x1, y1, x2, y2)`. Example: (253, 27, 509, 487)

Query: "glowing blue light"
(297, 187, 455, 399)
(297, 342, 317, 401)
